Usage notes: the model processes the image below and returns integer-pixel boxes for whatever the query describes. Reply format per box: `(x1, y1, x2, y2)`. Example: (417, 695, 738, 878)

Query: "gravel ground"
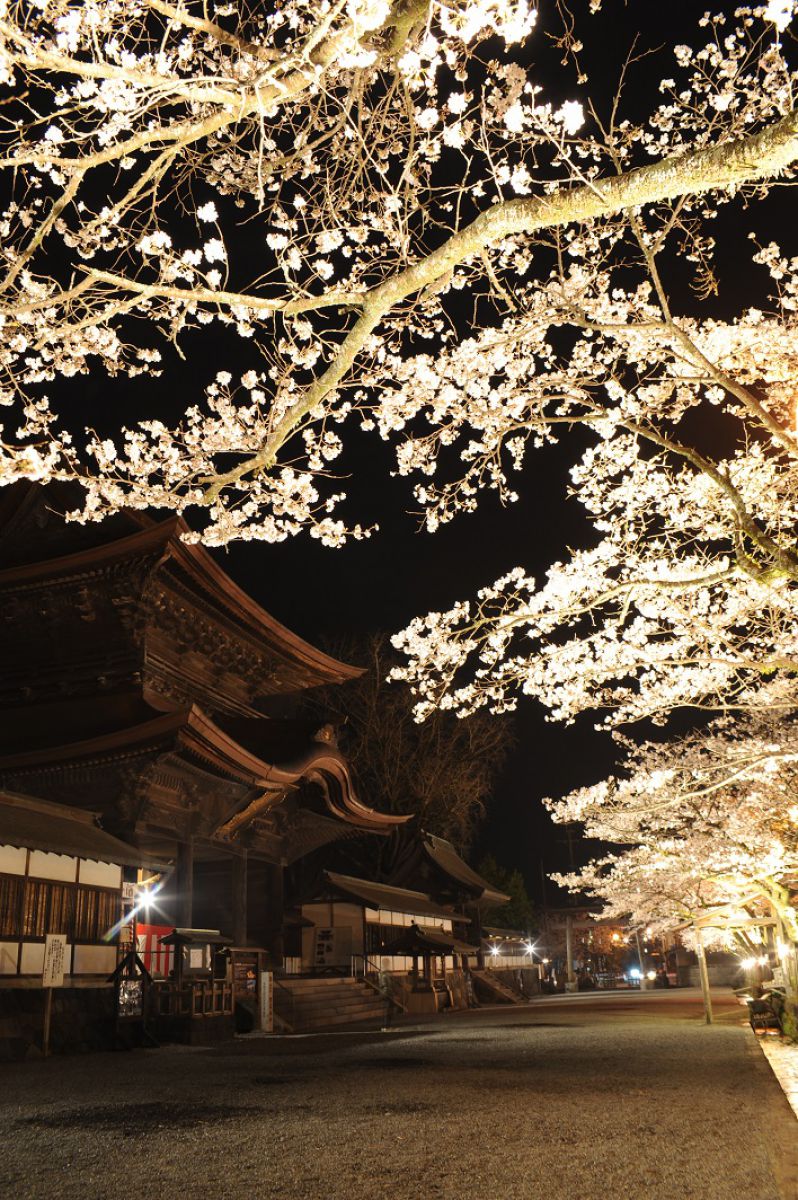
(2, 987, 796, 1200)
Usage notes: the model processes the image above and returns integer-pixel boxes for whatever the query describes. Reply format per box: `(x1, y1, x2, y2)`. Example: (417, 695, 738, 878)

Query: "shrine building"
(0, 483, 405, 1049)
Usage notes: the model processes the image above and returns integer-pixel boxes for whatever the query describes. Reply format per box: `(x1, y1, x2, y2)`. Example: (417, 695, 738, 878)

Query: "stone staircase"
(470, 969, 527, 1005)
(273, 976, 390, 1033)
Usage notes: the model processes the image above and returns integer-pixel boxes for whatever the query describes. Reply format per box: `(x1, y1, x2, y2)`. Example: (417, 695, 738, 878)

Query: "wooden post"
(264, 862, 284, 967)
(696, 926, 713, 1025)
(232, 850, 248, 946)
(42, 987, 53, 1058)
(176, 836, 194, 928)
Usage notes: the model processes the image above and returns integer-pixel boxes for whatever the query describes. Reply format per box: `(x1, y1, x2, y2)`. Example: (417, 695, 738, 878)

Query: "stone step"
(277, 994, 385, 1018)
(471, 970, 524, 1004)
(274, 978, 388, 1032)
(288, 1004, 387, 1032)
(306, 997, 386, 1015)
(277, 984, 357, 993)
(278, 974, 355, 993)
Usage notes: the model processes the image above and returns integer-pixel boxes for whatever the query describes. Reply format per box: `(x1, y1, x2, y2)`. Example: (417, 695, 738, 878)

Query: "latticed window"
(12, 877, 119, 941)
(0, 874, 22, 937)
(74, 887, 118, 941)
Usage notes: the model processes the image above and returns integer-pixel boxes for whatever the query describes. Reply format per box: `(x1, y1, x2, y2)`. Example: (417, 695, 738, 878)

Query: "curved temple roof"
(0, 510, 362, 694)
(322, 870, 466, 922)
(421, 832, 511, 905)
(0, 706, 408, 845)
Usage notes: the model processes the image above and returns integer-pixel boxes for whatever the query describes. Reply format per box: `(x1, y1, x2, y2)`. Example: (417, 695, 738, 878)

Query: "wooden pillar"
(176, 836, 194, 928)
(232, 850, 248, 946)
(264, 862, 284, 968)
(473, 904, 485, 969)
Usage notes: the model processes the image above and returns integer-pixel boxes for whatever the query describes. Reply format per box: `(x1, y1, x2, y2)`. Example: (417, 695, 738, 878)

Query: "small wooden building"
(0, 788, 162, 1055)
(293, 835, 511, 1012)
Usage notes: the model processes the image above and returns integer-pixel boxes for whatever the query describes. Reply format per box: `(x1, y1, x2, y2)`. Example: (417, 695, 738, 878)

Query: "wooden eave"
(0, 512, 361, 690)
(164, 525, 362, 687)
(421, 831, 511, 905)
(0, 708, 191, 772)
(0, 705, 407, 835)
(0, 518, 178, 586)
(323, 871, 462, 921)
(0, 788, 168, 868)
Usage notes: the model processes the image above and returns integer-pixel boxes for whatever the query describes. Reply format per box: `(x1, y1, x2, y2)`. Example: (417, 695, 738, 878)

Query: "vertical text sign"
(259, 971, 273, 1033)
(42, 933, 68, 988)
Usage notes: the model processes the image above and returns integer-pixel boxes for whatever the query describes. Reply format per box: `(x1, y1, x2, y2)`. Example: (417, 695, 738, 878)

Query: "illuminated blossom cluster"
(547, 710, 798, 942)
(0, 2, 795, 538)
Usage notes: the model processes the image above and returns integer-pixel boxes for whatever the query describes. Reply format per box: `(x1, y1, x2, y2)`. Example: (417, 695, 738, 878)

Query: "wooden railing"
(150, 978, 233, 1018)
(350, 955, 408, 1012)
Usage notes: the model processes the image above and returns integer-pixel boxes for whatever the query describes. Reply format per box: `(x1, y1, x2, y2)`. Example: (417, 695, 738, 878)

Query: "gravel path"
(2, 987, 796, 1200)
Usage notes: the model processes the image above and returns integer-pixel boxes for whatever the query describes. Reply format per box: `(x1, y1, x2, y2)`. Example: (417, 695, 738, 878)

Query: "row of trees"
(2, 2, 798, 946)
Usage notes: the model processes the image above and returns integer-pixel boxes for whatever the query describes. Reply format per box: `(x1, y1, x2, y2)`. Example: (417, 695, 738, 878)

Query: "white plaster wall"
(78, 860, 122, 887)
(73, 944, 117, 974)
(28, 851, 77, 882)
(0, 942, 18, 974)
(0, 845, 26, 875)
(20, 943, 46, 973)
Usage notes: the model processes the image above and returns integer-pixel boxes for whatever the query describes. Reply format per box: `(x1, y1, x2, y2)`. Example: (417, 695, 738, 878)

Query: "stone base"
(0, 985, 116, 1058)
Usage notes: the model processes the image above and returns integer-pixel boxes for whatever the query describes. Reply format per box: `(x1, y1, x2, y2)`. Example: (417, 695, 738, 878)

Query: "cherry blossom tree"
(4, 2, 798, 935)
(1, 0, 797, 555)
(546, 715, 798, 940)
(544, 714, 798, 1032)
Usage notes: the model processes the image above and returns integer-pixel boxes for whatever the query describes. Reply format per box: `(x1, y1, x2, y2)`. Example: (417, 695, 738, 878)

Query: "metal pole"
(695, 927, 713, 1025)
(565, 914, 578, 992)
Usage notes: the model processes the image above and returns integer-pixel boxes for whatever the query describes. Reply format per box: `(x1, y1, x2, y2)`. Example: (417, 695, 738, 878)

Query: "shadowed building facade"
(0, 483, 404, 985)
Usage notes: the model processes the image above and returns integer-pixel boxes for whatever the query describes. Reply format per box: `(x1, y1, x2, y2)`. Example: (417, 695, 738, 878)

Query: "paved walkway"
(2, 987, 797, 1199)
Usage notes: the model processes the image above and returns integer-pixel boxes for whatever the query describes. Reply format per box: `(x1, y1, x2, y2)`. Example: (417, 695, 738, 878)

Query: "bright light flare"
(102, 879, 165, 943)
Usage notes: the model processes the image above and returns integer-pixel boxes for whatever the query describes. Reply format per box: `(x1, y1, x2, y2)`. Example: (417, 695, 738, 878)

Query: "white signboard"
(42, 933, 68, 988)
(313, 926, 352, 968)
(259, 971, 273, 1033)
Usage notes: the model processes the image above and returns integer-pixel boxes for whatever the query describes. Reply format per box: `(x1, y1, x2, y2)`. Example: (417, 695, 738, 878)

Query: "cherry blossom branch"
(198, 104, 798, 502)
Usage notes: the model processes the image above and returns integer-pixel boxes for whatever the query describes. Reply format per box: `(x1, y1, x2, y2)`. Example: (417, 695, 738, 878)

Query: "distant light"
(758, 956, 769, 967)
(741, 957, 757, 971)
(525, 942, 535, 956)
(489, 945, 500, 956)
(629, 967, 642, 980)
(646, 970, 656, 981)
